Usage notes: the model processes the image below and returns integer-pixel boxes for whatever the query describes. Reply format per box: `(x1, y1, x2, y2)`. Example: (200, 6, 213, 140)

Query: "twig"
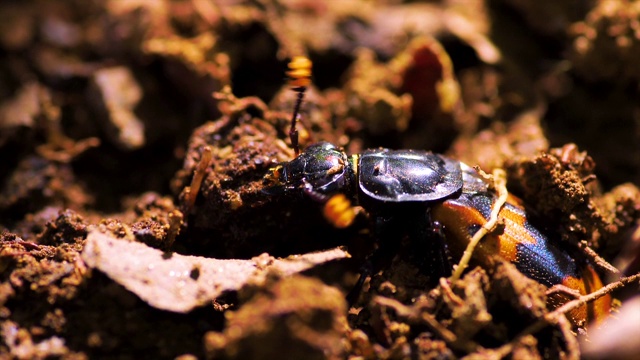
(579, 240, 620, 275)
(483, 273, 640, 359)
(185, 146, 213, 212)
(546, 272, 640, 323)
(494, 272, 640, 358)
(450, 168, 508, 282)
(165, 210, 184, 250)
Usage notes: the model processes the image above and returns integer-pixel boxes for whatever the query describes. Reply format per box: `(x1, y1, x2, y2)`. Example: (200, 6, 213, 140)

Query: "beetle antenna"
(287, 56, 312, 157)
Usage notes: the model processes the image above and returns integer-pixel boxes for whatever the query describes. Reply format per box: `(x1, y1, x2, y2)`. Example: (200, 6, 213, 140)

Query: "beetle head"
(264, 142, 351, 196)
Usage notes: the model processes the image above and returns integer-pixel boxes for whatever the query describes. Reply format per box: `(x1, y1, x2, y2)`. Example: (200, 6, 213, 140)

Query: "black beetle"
(264, 57, 611, 326)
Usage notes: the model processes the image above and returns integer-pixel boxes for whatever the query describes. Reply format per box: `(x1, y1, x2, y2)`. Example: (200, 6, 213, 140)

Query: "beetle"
(264, 56, 611, 326)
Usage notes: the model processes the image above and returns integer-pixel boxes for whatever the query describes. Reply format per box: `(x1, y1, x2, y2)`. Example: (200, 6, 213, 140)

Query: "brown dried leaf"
(81, 230, 349, 313)
(88, 67, 145, 150)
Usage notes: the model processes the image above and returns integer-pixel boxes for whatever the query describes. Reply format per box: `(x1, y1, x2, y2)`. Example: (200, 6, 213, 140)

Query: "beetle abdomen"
(431, 165, 611, 325)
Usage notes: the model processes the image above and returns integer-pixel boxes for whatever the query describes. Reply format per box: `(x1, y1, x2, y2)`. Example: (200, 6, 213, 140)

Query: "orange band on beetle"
(287, 56, 312, 88)
(323, 194, 356, 228)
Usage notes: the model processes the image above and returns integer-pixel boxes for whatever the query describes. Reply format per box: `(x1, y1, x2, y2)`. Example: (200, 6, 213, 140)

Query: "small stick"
(165, 210, 184, 250)
(185, 146, 213, 211)
(546, 272, 640, 322)
(490, 271, 640, 358)
(450, 168, 508, 282)
(579, 240, 620, 275)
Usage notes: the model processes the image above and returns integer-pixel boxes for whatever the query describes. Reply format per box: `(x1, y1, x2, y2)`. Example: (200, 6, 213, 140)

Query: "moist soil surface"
(1, 1, 640, 359)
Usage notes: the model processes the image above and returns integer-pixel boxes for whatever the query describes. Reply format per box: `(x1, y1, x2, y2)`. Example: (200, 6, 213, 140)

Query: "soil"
(1, 1, 640, 359)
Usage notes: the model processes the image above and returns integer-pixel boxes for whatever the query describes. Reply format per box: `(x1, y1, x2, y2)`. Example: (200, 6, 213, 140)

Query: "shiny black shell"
(281, 142, 352, 194)
(358, 149, 463, 202)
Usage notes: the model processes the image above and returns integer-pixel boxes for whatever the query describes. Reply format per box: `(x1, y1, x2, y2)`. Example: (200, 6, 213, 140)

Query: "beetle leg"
(302, 179, 329, 202)
(428, 220, 454, 279)
(347, 215, 402, 306)
(346, 257, 374, 306)
(404, 214, 453, 283)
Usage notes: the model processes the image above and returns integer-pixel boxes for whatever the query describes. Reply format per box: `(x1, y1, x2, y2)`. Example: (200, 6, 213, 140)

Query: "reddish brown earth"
(1, 1, 640, 359)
